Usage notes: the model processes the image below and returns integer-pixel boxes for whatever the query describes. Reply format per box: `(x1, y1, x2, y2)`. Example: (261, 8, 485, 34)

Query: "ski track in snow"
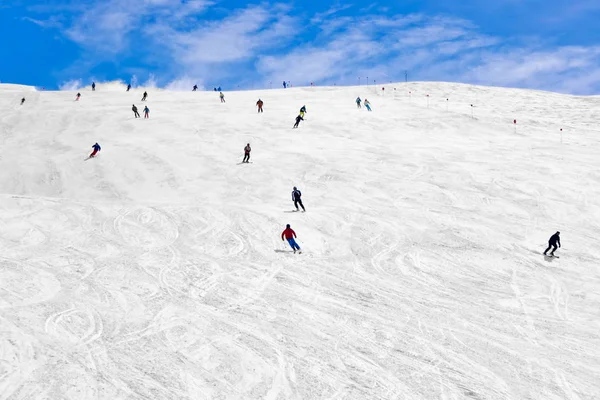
(1, 82, 599, 399)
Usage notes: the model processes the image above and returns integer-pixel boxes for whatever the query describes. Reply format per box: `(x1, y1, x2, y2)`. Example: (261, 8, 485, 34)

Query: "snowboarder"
(143, 106, 149, 119)
(141, 91, 148, 101)
(220, 92, 225, 103)
(20, 98, 25, 105)
(89, 143, 101, 158)
(281, 224, 301, 253)
(283, 81, 287, 89)
(126, 84, 131, 91)
(92, 82, 96, 91)
(132, 104, 140, 118)
(193, 85, 198, 91)
(543, 231, 561, 256)
(256, 99, 264, 113)
(299, 105, 306, 118)
(364, 99, 372, 111)
(356, 97, 362, 108)
(293, 114, 304, 129)
(242, 143, 251, 163)
(292, 187, 305, 212)
(75, 93, 81, 101)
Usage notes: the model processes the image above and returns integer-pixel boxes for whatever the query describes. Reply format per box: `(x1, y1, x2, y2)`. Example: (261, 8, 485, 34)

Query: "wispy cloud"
(58, 79, 82, 91)
(20, 0, 600, 94)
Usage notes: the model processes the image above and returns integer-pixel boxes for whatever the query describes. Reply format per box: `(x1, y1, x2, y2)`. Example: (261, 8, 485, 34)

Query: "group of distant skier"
(42, 80, 561, 257)
(356, 97, 372, 111)
(132, 104, 149, 118)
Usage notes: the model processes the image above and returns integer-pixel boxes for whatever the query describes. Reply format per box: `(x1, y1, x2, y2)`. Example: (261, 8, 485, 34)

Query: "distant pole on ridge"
(405, 70, 408, 82)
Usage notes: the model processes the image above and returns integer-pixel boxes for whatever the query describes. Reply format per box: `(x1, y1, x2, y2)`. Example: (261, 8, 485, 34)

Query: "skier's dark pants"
(258, 107, 263, 113)
(134, 111, 140, 118)
(544, 243, 558, 255)
(294, 199, 305, 211)
(293, 121, 300, 128)
(243, 153, 250, 163)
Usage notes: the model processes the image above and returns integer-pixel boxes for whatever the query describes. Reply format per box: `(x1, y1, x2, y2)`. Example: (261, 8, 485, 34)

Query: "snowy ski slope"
(1, 81, 599, 399)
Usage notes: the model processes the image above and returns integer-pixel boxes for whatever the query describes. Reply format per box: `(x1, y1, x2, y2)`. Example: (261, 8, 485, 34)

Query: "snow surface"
(1, 82, 599, 399)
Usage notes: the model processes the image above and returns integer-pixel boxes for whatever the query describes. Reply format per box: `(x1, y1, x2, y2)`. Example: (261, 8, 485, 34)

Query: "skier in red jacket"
(281, 224, 301, 253)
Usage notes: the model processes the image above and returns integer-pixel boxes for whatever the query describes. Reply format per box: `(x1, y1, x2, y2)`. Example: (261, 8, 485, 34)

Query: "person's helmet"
(557, 231, 560, 234)
(293, 186, 297, 190)
(286, 224, 290, 228)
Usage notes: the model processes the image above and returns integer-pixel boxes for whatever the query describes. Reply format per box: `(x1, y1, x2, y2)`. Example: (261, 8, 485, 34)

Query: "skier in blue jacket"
(89, 143, 101, 158)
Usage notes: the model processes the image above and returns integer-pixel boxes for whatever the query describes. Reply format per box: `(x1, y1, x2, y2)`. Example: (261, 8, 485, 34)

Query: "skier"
(141, 91, 148, 101)
(299, 105, 307, 118)
(283, 81, 287, 89)
(356, 97, 362, 108)
(92, 82, 96, 91)
(256, 99, 264, 113)
(543, 231, 561, 256)
(242, 143, 251, 163)
(143, 106, 149, 119)
(364, 99, 372, 111)
(89, 142, 101, 158)
(193, 85, 198, 91)
(126, 84, 131, 91)
(76, 93, 81, 101)
(20, 98, 25, 105)
(281, 224, 301, 253)
(293, 114, 304, 129)
(132, 104, 140, 118)
(220, 92, 225, 103)
(292, 186, 305, 212)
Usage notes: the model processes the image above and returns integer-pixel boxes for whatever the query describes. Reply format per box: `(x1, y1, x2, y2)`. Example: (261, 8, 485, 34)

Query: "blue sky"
(2, 0, 600, 94)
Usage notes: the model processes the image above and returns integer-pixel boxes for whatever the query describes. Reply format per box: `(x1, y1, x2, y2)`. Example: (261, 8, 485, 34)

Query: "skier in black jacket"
(293, 114, 303, 128)
(543, 231, 561, 256)
(292, 187, 305, 212)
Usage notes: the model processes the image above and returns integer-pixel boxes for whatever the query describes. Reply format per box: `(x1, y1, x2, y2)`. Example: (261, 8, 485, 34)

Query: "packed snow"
(1, 81, 599, 399)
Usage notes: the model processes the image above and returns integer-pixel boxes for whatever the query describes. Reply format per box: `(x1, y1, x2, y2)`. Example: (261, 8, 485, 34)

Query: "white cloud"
(58, 79, 82, 91)
(27, 0, 600, 94)
(165, 76, 204, 91)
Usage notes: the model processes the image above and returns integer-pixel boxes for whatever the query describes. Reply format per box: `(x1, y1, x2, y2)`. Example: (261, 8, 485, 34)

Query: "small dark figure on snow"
(220, 92, 225, 103)
(21, 98, 25, 105)
(243, 143, 251, 163)
(544, 231, 561, 256)
(281, 224, 301, 253)
(293, 114, 304, 129)
(141, 91, 148, 101)
(299, 105, 306, 118)
(356, 97, 362, 108)
(193, 85, 198, 91)
(132, 104, 140, 118)
(256, 99, 264, 113)
(283, 81, 287, 89)
(89, 143, 101, 158)
(127, 84, 131, 91)
(92, 82, 96, 91)
(143, 106, 149, 119)
(76, 93, 81, 101)
(292, 187, 305, 212)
